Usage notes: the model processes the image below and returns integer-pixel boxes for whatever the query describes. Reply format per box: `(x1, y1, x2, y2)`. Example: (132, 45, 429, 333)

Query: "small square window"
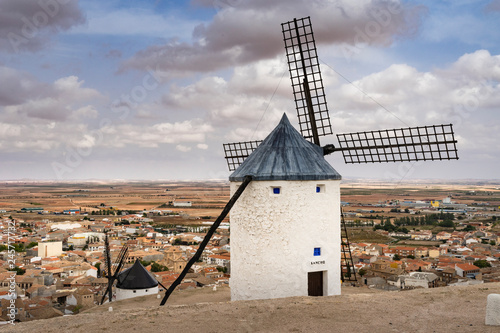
(272, 187, 281, 194)
(314, 247, 321, 256)
(316, 184, 325, 193)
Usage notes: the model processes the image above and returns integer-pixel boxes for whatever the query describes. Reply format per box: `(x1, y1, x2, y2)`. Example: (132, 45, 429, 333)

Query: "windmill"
(160, 16, 458, 305)
(100, 231, 129, 305)
(222, 16, 458, 290)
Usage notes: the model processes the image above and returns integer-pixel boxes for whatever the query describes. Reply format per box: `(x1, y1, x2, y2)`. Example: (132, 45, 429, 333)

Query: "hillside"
(2, 283, 500, 332)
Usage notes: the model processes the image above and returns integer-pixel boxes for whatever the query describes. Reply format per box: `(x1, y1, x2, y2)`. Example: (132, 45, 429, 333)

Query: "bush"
(474, 260, 491, 268)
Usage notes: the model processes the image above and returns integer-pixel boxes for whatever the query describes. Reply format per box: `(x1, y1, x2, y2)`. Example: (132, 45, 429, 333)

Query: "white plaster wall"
(115, 286, 158, 301)
(38, 241, 63, 258)
(229, 180, 341, 301)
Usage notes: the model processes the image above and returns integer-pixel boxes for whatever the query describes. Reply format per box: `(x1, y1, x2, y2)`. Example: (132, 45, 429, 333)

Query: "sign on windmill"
(223, 17, 458, 301)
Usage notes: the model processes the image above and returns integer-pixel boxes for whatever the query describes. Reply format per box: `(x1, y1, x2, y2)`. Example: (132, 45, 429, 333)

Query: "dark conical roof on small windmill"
(116, 259, 158, 290)
(229, 113, 341, 181)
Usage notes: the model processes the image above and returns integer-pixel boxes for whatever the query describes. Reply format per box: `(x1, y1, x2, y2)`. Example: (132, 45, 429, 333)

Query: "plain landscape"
(1, 179, 500, 332)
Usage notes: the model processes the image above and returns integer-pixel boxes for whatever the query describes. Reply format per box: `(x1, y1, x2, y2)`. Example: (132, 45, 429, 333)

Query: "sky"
(0, 0, 499, 182)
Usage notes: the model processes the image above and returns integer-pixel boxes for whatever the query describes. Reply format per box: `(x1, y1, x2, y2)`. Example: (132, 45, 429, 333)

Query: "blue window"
(314, 247, 321, 256)
(273, 187, 281, 194)
(316, 186, 320, 193)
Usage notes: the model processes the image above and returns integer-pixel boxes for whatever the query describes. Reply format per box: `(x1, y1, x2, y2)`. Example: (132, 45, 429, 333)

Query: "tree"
(473, 260, 491, 268)
(151, 262, 168, 272)
(8, 266, 26, 275)
(438, 220, 454, 228)
(12, 243, 25, 252)
(407, 255, 415, 259)
(393, 254, 401, 261)
(463, 224, 476, 232)
(95, 262, 101, 276)
(26, 242, 38, 249)
(358, 268, 367, 277)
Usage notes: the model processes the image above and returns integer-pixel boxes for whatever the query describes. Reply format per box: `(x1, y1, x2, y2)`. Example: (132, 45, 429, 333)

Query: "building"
(38, 241, 63, 258)
(115, 259, 159, 301)
(229, 114, 341, 301)
(63, 209, 80, 215)
(455, 263, 481, 279)
(173, 201, 192, 207)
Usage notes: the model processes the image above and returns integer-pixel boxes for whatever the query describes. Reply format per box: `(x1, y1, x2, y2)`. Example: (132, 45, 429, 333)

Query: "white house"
(229, 114, 341, 301)
(38, 241, 62, 258)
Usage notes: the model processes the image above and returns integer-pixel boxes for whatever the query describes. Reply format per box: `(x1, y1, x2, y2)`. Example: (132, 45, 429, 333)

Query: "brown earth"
(2, 283, 500, 333)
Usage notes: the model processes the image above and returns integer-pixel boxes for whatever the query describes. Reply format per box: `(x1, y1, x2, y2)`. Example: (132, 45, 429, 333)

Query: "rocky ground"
(2, 283, 500, 332)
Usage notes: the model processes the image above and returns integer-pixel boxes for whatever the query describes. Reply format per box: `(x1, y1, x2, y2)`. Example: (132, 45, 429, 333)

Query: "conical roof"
(229, 113, 341, 181)
(116, 259, 158, 290)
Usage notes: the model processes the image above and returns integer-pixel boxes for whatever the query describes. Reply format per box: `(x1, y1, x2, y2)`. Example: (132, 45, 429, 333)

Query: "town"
(1, 179, 500, 322)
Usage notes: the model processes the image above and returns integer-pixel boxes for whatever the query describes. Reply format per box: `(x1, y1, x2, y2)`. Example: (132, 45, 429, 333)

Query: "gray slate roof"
(229, 113, 341, 181)
(116, 259, 158, 290)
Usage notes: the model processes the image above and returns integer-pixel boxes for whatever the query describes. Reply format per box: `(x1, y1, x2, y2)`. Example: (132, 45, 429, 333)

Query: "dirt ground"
(3, 283, 500, 333)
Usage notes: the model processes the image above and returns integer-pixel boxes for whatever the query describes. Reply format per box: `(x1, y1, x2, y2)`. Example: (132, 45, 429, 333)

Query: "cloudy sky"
(0, 0, 499, 182)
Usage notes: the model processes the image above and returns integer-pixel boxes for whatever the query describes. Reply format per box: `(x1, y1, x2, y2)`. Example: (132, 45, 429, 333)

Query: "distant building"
(173, 201, 192, 207)
(455, 263, 481, 279)
(21, 207, 44, 212)
(38, 241, 63, 258)
(63, 209, 80, 215)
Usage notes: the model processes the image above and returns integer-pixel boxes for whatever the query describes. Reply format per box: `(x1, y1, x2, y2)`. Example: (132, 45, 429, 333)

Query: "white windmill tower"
(229, 113, 342, 300)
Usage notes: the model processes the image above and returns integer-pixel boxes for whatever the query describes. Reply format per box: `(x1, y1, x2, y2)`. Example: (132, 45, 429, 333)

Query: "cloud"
(71, 8, 197, 39)
(157, 47, 500, 162)
(0, 0, 85, 53)
(485, 0, 500, 12)
(0, 65, 50, 106)
(176, 144, 192, 152)
(0, 121, 89, 152)
(121, 0, 427, 77)
(99, 120, 214, 148)
(1, 70, 103, 121)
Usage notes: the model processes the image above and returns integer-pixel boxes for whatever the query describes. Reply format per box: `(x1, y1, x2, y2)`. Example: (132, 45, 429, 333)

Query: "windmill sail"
(282, 16, 332, 144)
(335, 124, 458, 163)
(223, 140, 262, 171)
(100, 232, 129, 305)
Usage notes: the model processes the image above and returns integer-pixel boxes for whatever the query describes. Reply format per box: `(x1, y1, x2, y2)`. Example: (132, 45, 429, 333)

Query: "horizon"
(1, 177, 499, 185)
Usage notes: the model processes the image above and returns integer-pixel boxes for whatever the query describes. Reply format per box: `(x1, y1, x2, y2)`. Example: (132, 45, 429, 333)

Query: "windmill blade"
(103, 232, 112, 277)
(282, 16, 332, 144)
(335, 124, 458, 163)
(223, 140, 262, 171)
(112, 246, 129, 278)
(111, 245, 128, 276)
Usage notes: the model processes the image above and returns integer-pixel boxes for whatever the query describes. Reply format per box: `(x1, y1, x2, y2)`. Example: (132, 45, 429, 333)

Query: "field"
(1, 179, 499, 227)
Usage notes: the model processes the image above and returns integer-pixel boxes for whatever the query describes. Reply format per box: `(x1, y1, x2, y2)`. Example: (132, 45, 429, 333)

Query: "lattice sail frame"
(336, 124, 458, 164)
(223, 140, 262, 171)
(282, 16, 332, 142)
